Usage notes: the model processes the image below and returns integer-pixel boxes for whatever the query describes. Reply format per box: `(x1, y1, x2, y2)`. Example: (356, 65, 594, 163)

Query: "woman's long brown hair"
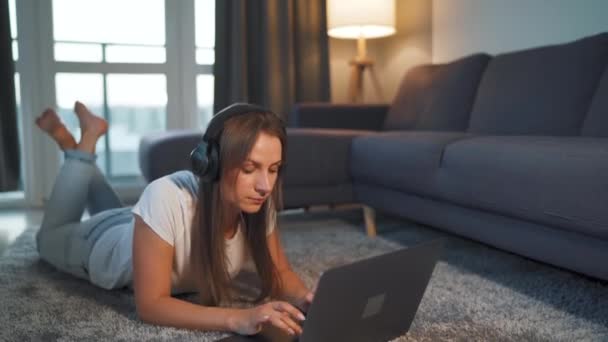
(191, 110, 287, 306)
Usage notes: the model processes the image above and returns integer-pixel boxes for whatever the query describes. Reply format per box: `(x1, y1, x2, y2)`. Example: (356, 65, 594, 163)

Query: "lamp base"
(348, 59, 384, 103)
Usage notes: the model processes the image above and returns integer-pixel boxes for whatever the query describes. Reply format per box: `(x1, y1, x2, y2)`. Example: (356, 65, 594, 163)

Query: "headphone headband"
(203, 103, 271, 142)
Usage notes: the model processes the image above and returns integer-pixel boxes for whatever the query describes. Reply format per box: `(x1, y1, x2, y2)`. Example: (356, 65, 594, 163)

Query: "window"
(52, 0, 168, 179)
(106, 74, 167, 176)
(195, 0, 215, 127)
(195, 0, 215, 65)
(197, 74, 214, 127)
(9, 1, 215, 206)
(9, 0, 16, 61)
(52, 0, 166, 63)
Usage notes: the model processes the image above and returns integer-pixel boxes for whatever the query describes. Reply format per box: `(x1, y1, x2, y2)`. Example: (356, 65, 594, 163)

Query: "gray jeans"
(36, 150, 132, 281)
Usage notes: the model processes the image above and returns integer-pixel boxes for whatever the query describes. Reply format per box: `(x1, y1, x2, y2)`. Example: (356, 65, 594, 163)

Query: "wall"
(433, 0, 608, 63)
(329, 0, 432, 103)
(329, 1, 608, 103)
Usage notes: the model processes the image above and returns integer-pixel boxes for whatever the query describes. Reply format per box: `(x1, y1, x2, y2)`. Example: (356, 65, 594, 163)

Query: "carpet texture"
(1, 211, 607, 341)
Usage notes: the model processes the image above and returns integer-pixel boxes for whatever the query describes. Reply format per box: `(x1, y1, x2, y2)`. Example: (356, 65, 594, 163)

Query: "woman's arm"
(266, 229, 314, 311)
(133, 216, 305, 335)
(133, 215, 237, 330)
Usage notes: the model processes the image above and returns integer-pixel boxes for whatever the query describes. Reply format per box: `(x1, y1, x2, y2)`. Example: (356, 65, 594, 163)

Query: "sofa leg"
(363, 205, 377, 238)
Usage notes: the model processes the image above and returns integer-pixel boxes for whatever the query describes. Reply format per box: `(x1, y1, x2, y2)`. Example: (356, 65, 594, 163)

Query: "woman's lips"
(248, 197, 265, 204)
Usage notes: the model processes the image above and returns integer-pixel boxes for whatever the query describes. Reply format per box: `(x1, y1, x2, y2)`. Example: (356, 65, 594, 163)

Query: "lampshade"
(327, 0, 396, 39)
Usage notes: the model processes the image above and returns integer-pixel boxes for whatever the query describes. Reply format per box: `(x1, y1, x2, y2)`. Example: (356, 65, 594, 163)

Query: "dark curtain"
(0, 0, 20, 191)
(214, 0, 331, 118)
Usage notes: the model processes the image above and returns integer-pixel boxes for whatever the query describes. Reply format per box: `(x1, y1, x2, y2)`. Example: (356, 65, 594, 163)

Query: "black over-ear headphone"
(190, 102, 276, 182)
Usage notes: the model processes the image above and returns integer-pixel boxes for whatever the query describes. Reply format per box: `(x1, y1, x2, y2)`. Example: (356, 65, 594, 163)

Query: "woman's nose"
(255, 172, 271, 195)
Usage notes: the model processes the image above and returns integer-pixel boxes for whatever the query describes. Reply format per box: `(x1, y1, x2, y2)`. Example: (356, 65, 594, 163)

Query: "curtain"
(0, 0, 20, 191)
(214, 0, 331, 118)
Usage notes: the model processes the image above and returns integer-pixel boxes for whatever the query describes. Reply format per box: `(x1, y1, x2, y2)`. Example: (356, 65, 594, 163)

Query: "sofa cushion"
(436, 136, 608, 240)
(468, 33, 608, 136)
(351, 131, 471, 198)
(384, 53, 490, 131)
(581, 64, 608, 137)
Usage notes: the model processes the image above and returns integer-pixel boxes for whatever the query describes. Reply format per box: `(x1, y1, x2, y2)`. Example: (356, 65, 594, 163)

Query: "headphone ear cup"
(190, 141, 210, 178)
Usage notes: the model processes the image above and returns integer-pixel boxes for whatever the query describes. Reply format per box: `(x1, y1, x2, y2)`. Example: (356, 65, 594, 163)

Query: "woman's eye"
(242, 166, 279, 174)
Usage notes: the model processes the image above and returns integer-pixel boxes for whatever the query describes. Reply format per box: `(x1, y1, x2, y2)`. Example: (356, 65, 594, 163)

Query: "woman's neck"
(225, 212, 243, 239)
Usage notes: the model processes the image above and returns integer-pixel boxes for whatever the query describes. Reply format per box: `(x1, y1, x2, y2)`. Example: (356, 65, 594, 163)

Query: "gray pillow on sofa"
(468, 32, 608, 136)
(383, 53, 491, 132)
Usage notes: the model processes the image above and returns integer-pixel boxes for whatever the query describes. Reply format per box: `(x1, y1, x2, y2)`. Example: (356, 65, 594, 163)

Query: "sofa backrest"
(383, 53, 490, 131)
(467, 32, 608, 136)
(581, 64, 608, 137)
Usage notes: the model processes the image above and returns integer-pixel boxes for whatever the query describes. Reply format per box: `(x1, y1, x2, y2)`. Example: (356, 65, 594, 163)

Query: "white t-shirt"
(130, 170, 276, 294)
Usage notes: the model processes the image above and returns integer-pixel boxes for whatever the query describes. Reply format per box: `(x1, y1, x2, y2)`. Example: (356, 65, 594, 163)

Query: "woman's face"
(222, 132, 282, 214)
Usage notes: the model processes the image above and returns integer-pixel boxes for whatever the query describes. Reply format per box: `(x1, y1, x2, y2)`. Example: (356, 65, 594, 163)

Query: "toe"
(74, 101, 87, 114)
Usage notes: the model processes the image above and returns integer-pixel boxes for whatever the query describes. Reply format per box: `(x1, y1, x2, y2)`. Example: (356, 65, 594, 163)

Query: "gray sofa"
(139, 32, 608, 281)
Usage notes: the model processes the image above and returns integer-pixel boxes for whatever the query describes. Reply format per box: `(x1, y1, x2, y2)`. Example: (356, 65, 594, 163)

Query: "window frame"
(2, 0, 213, 208)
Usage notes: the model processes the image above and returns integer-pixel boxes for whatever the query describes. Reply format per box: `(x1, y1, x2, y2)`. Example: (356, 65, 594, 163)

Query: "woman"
(35, 101, 313, 337)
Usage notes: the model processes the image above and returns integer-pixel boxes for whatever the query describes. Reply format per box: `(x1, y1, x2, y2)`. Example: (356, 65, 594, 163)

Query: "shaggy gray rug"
(1, 211, 607, 341)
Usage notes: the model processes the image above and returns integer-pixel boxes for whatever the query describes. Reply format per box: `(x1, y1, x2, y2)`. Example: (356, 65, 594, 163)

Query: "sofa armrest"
(284, 127, 374, 187)
(138, 129, 201, 182)
(289, 102, 388, 130)
(283, 127, 375, 208)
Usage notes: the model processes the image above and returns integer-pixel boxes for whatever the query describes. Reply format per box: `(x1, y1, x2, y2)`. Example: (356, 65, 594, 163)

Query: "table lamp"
(327, 0, 396, 103)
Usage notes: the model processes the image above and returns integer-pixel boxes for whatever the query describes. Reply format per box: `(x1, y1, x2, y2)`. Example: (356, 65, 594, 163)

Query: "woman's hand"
(228, 301, 306, 336)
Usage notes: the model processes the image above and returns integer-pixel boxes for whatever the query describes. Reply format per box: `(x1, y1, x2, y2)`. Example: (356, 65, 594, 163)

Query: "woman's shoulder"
(167, 170, 199, 197)
(133, 172, 197, 244)
(142, 171, 198, 200)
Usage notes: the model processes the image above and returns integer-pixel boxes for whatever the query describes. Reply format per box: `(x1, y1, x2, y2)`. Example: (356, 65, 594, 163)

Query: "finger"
(272, 302, 305, 320)
(273, 302, 306, 321)
(268, 314, 299, 336)
(277, 312, 304, 335)
(305, 291, 314, 303)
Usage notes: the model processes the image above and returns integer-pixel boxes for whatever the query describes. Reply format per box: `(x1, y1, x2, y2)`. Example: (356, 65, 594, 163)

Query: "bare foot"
(35, 108, 77, 150)
(74, 101, 108, 154)
(74, 101, 108, 137)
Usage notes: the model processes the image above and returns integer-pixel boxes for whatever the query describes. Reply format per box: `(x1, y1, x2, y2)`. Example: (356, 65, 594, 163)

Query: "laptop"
(219, 238, 443, 342)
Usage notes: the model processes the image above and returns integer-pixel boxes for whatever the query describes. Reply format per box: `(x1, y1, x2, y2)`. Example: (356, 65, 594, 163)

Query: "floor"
(3, 206, 607, 341)
(0, 208, 43, 256)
